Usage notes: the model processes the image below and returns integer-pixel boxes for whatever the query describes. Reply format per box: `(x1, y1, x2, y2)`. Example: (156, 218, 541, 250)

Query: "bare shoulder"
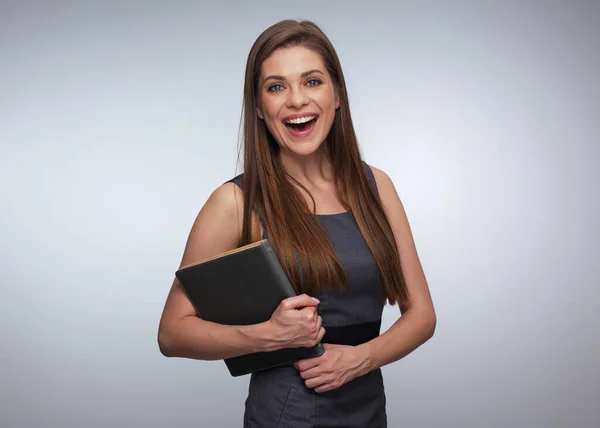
(178, 181, 244, 267)
(179, 180, 267, 268)
(159, 181, 251, 324)
(364, 163, 401, 208)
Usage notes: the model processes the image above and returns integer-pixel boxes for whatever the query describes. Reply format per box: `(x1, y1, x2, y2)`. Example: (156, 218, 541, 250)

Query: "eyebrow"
(263, 69, 324, 84)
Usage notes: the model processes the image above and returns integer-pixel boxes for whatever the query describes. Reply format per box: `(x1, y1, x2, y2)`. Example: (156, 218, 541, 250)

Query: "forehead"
(260, 45, 326, 79)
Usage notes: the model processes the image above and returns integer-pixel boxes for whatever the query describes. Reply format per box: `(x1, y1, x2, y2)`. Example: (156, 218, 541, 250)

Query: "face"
(256, 45, 340, 157)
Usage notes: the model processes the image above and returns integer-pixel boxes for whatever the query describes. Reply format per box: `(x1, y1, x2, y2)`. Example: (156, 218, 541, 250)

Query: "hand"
(294, 344, 369, 393)
(267, 294, 326, 350)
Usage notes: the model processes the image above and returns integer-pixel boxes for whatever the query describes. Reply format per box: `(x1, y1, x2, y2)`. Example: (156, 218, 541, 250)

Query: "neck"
(278, 145, 333, 186)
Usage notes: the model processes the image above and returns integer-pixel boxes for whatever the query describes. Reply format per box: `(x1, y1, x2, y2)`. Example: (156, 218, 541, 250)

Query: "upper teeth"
(285, 116, 316, 124)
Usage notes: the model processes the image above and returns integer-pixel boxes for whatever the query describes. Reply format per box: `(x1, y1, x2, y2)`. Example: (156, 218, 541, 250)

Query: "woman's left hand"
(294, 344, 370, 393)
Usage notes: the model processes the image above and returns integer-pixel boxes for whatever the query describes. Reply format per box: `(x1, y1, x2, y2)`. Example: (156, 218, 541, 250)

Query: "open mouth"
(283, 115, 319, 135)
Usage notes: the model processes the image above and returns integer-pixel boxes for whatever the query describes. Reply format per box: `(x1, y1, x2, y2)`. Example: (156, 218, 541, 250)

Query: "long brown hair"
(236, 20, 409, 308)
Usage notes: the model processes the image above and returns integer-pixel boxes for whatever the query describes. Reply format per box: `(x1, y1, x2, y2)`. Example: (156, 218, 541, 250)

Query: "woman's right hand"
(267, 294, 326, 350)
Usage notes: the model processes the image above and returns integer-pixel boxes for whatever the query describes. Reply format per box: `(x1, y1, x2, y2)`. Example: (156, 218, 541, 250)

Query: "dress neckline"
(314, 211, 352, 218)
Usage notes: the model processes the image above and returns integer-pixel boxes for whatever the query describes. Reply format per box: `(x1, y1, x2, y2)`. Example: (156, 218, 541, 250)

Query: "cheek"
(318, 91, 337, 113)
(261, 107, 284, 141)
(319, 93, 337, 119)
(260, 97, 281, 120)
(263, 110, 281, 131)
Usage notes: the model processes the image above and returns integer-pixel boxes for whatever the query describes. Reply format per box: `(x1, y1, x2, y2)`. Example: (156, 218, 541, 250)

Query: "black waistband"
(322, 319, 382, 346)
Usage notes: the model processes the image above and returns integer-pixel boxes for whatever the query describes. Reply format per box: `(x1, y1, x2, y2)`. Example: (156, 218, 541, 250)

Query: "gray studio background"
(1, 1, 598, 427)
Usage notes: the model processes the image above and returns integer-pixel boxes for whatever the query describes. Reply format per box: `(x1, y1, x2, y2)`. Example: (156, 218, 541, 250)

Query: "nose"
(285, 85, 309, 109)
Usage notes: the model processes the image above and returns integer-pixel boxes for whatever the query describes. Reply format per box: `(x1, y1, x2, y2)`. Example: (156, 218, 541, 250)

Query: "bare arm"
(358, 165, 437, 370)
(157, 182, 273, 360)
(157, 182, 324, 360)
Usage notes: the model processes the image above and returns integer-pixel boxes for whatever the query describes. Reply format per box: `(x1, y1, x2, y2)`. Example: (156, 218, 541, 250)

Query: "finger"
(315, 326, 326, 344)
(298, 365, 322, 380)
(314, 383, 335, 393)
(298, 306, 318, 320)
(295, 355, 322, 371)
(311, 319, 324, 345)
(283, 294, 319, 310)
(314, 315, 322, 333)
(299, 307, 317, 322)
(305, 375, 329, 390)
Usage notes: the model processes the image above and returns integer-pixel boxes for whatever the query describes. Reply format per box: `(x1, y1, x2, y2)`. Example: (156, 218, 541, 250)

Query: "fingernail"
(312, 298, 319, 303)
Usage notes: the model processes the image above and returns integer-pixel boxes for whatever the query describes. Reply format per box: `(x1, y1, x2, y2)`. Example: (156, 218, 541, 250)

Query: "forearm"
(358, 309, 436, 372)
(158, 316, 276, 360)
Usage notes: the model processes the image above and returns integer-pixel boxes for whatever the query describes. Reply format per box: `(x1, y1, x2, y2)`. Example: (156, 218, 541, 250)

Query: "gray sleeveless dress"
(228, 162, 387, 427)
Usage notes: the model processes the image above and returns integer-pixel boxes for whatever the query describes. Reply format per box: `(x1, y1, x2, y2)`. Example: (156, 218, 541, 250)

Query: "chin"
(278, 127, 330, 156)
(281, 137, 326, 157)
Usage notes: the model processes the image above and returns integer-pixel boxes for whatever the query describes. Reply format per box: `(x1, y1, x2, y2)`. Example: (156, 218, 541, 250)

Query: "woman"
(158, 19, 436, 427)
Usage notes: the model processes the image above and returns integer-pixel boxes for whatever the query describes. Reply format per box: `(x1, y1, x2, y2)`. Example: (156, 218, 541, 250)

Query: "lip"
(281, 112, 320, 123)
(283, 115, 318, 139)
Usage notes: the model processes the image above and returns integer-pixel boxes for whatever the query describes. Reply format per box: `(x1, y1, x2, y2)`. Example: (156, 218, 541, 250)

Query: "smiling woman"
(158, 19, 436, 428)
(257, 51, 339, 151)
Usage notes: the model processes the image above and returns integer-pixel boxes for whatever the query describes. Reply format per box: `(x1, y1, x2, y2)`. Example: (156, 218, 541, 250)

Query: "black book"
(175, 239, 325, 376)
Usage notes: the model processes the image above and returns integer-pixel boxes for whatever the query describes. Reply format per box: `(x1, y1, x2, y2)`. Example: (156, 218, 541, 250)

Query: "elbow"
(410, 304, 436, 342)
(157, 327, 176, 358)
(405, 301, 436, 341)
(424, 309, 436, 340)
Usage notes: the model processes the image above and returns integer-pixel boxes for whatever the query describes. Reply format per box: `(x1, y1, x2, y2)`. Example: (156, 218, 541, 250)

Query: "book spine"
(261, 242, 297, 298)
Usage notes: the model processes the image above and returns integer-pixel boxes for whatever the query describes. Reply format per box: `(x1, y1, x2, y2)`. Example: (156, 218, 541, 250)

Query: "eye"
(267, 84, 284, 92)
(307, 79, 322, 87)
